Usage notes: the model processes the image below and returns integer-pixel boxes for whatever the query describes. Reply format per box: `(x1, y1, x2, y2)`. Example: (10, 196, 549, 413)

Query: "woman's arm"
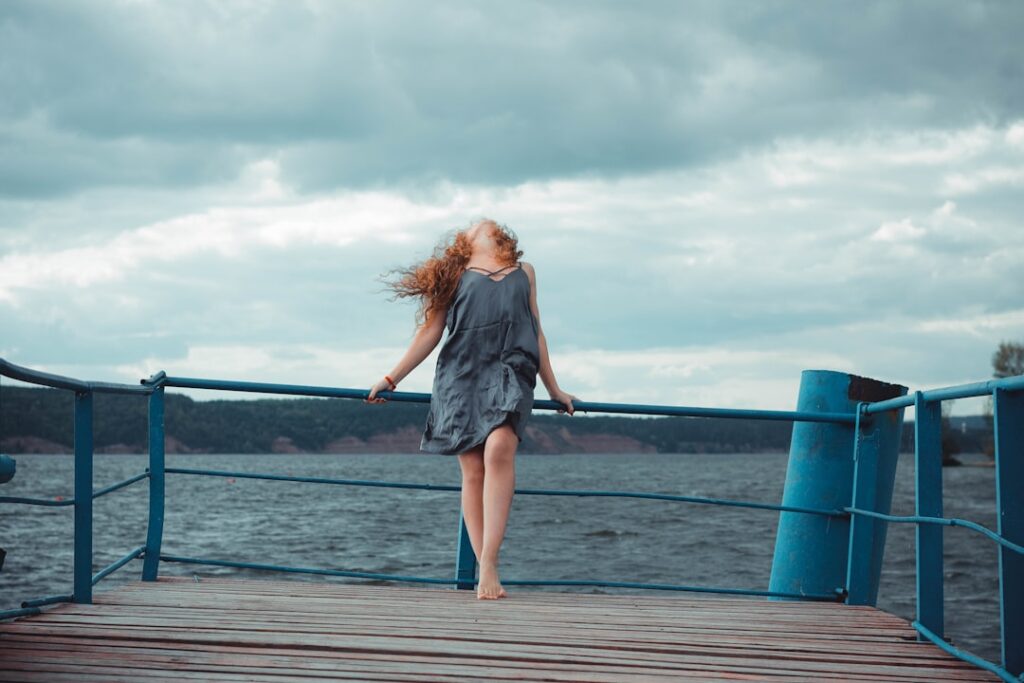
(366, 305, 447, 403)
(521, 261, 577, 414)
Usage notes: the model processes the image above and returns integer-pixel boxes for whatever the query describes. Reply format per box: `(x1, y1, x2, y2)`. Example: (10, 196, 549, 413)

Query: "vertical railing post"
(142, 385, 165, 581)
(769, 370, 906, 602)
(913, 391, 944, 640)
(73, 390, 93, 604)
(993, 387, 1023, 676)
(454, 509, 477, 591)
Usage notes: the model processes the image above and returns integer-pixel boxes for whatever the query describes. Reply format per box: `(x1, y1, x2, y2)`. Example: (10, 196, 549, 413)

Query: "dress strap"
(465, 263, 519, 276)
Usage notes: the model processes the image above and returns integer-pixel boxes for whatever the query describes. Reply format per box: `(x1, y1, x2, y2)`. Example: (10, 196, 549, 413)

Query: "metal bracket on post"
(454, 509, 477, 591)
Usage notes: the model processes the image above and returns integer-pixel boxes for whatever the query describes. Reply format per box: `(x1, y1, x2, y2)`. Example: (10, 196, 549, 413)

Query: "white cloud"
(875, 125, 995, 166)
(549, 346, 857, 408)
(3, 120, 1022, 414)
(915, 309, 1024, 338)
(933, 200, 957, 218)
(111, 342, 434, 398)
(0, 192, 440, 303)
(240, 159, 288, 201)
(1006, 121, 1024, 149)
(943, 166, 1024, 195)
(870, 218, 925, 242)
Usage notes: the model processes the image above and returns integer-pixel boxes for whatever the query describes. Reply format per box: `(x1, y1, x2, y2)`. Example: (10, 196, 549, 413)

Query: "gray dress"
(420, 263, 541, 455)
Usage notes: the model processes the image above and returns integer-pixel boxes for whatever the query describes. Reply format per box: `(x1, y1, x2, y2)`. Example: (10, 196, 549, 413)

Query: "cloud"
(2, 1, 1023, 198)
(3, 118, 1022, 414)
(1008, 122, 1024, 148)
(915, 308, 1024, 338)
(943, 166, 1024, 195)
(0, 182, 437, 301)
(2, 1, 1022, 417)
(870, 218, 926, 242)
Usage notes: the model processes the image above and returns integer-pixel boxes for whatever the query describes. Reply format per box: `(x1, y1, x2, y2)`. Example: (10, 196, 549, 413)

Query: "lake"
(0, 450, 1001, 664)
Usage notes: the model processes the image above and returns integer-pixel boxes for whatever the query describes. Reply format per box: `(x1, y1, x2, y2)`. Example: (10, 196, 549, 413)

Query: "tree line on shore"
(0, 384, 993, 458)
(2, 340, 1018, 458)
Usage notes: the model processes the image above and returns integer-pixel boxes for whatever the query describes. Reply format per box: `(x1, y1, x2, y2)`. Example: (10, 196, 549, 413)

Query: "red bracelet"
(384, 375, 397, 390)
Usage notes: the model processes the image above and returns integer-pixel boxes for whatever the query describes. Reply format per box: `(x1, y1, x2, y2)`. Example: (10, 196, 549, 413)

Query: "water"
(0, 451, 1001, 664)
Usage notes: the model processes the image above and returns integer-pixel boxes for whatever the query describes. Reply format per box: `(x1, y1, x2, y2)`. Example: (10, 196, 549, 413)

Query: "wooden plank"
(0, 630, 994, 683)
(0, 636, 990, 683)
(89, 598, 904, 631)
(0, 621, 989, 681)
(27, 605, 926, 644)
(12, 610, 956, 661)
(0, 578, 998, 682)
(0, 644, 704, 682)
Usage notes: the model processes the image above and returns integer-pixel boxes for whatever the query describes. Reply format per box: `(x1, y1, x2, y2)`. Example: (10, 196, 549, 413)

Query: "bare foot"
(477, 560, 508, 600)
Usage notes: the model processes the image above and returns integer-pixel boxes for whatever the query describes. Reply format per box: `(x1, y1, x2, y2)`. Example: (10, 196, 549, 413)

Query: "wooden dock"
(0, 576, 997, 682)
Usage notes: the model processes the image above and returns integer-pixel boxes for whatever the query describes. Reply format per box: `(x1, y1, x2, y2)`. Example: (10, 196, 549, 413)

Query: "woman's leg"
(478, 419, 518, 599)
(456, 445, 485, 562)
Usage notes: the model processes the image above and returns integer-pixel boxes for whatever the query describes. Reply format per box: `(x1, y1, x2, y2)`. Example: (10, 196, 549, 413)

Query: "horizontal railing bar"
(0, 606, 44, 621)
(93, 471, 150, 498)
(864, 373, 1024, 414)
(844, 506, 1024, 554)
(16, 561, 171, 612)
(160, 554, 456, 584)
(21, 593, 73, 609)
(913, 620, 1017, 683)
(84, 381, 153, 396)
(0, 357, 152, 395)
(159, 554, 839, 601)
(5, 357, 1019, 421)
(158, 374, 856, 422)
(0, 494, 74, 507)
(0, 471, 150, 507)
(93, 545, 146, 585)
(513, 487, 845, 517)
(164, 467, 846, 518)
(549, 400, 856, 423)
(165, 467, 459, 491)
(1, 357, 90, 392)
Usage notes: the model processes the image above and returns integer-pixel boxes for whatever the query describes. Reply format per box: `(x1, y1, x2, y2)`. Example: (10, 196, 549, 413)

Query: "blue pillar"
(454, 509, 477, 590)
(73, 390, 94, 604)
(142, 385, 165, 581)
(994, 387, 1023, 676)
(769, 370, 906, 602)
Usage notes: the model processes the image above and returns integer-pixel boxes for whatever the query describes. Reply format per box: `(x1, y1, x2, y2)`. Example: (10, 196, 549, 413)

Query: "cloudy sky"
(1, 0, 1022, 416)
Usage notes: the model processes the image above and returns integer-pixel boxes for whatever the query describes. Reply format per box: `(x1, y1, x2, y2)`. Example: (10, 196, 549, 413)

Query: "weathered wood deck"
(0, 576, 997, 682)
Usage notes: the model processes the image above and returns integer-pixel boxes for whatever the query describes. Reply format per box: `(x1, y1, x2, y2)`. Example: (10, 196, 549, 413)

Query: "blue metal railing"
(846, 376, 1024, 683)
(1, 355, 1021, 680)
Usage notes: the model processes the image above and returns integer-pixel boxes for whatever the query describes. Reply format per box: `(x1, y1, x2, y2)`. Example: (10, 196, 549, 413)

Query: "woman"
(365, 218, 578, 600)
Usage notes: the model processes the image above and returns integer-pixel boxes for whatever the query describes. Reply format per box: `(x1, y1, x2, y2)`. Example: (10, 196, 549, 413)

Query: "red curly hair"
(379, 218, 523, 331)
